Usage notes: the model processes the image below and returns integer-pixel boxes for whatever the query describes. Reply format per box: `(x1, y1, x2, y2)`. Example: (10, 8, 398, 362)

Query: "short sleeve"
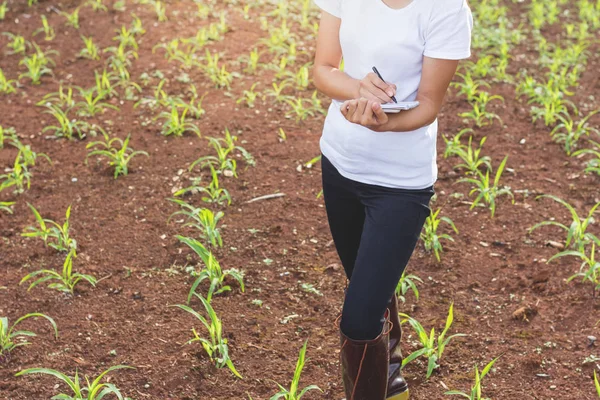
(314, 0, 341, 18)
(423, 0, 473, 60)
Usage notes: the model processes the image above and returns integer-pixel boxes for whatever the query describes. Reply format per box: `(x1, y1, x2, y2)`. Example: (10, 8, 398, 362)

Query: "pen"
(372, 66, 397, 104)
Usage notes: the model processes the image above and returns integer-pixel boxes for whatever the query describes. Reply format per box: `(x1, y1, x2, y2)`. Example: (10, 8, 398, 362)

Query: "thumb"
(372, 102, 387, 123)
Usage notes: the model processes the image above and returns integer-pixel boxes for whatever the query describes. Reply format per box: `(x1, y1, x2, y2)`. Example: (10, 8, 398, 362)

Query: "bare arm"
(341, 57, 460, 132)
(312, 11, 396, 103)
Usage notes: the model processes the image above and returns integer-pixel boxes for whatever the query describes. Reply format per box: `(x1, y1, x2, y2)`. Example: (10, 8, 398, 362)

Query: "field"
(1, 0, 600, 399)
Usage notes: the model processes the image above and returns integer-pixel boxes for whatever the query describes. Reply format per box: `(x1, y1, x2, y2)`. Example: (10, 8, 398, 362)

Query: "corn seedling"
(445, 357, 500, 400)
(61, 7, 80, 29)
(22, 203, 77, 252)
(37, 83, 75, 108)
(86, 132, 148, 179)
(595, 370, 600, 397)
(395, 271, 423, 304)
(239, 48, 261, 74)
(548, 243, 600, 296)
(43, 105, 88, 140)
(574, 139, 600, 176)
(284, 63, 311, 91)
(551, 110, 600, 155)
(87, 0, 108, 12)
(20, 249, 97, 294)
(2, 33, 26, 54)
(79, 36, 99, 60)
(266, 81, 292, 104)
(173, 294, 242, 378)
(75, 86, 119, 117)
(18, 44, 57, 85)
(237, 83, 261, 108)
(203, 50, 235, 89)
(16, 365, 133, 399)
(0, 125, 16, 148)
(459, 156, 513, 218)
(153, 1, 168, 22)
(285, 97, 316, 122)
(135, 78, 169, 109)
(400, 303, 466, 378)
(95, 69, 119, 98)
(28, 0, 38, 6)
(0, 313, 58, 361)
(421, 209, 458, 262)
(33, 15, 55, 41)
(156, 105, 201, 137)
(529, 195, 600, 253)
(0, 2, 7, 20)
(113, 0, 125, 11)
(0, 201, 15, 214)
(168, 199, 224, 247)
(0, 151, 32, 194)
(130, 13, 146, 36)
(269, 340, 322, 400)
(0, 68, 16, 94)
(459, 92, 503, 127)
(179, 235, 244, 303)
(443, 128, 474, 159)
(450, 136, 492, 175)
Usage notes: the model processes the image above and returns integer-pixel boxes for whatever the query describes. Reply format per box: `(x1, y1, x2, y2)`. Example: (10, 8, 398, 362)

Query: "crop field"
(0, 0, 600, 399)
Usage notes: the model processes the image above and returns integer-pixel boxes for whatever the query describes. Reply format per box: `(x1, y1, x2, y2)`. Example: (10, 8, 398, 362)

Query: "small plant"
(0, 151, 32, 194)
(400, 303, 466, 378)
(16, 365, 133, 399)
(75, 86, 119, 117)
(548, 243, 600, 296)
(18, 52, 53, 85)
(574, 139, 600, 176)
(43, 105, 88, 140)
(178, 236, 243, 303)
(156, 105, 201, 137)
(33, 15, 56, 41)
(551, 110, 600, 155)
(443, 128, 473, 159)
(0, 201, 15, 214)
(1, 313, 58, 361)
(22, 203, 77, 252)
(37, 83, 75, 108)
(20, 249, 97, 294)
(0, 68, 17, 94)
(0, 125, 16, 148)
(459, 92, 503, 127)
(445, 357, 500, 400)
(2, 33, 26, 54)
(168, 199, 223, 247)
(421, 209, 458, 262)
(300, 283, 322, 296)
(595, 370, 600, 397)
(395, 271, 423, 304)
(86, 131, 148, 178)
(459, 156, 514, 217)
(0, 2, 8, 20)
(87, 0, 108, 12)
(153, 0, 168, 22)
(173, 294, 242, 378)
(61, 8, 80, 29)
(451, 136, 492, 175)
(269, 340, 322, 400)
(79, 35, 100, 60)
(529, 195, 600, 253)
(237, 83, 261, 108)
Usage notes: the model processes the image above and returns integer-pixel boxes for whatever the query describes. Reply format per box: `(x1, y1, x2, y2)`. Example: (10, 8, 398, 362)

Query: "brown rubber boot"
(339, 314, 391, 400)
(387, 294, 409, 400)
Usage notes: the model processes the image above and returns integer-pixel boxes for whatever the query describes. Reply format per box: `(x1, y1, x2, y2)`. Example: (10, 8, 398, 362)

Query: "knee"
(340, 299, 385, 341)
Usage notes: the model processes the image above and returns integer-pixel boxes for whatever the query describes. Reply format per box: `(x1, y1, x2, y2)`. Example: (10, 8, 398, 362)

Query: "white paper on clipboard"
(381, 101, 420, 113)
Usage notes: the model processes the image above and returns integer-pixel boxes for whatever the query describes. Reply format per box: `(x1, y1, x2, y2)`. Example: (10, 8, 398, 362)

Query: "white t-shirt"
(315, 0, 473, 189)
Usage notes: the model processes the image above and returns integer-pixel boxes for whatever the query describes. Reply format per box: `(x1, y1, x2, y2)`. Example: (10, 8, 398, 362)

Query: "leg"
(340, 187, 432, 341)
(321, 155, 365, 280)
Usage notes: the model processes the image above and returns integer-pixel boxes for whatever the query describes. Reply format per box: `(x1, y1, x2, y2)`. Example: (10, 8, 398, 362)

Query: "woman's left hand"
(341, 98, 389, 131)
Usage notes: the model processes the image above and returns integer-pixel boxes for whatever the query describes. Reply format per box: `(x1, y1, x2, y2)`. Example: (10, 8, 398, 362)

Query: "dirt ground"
(1, 0, 600, 399)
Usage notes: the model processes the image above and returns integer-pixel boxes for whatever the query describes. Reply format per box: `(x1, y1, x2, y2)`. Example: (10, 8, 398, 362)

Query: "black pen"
(372, 66, 397, 104)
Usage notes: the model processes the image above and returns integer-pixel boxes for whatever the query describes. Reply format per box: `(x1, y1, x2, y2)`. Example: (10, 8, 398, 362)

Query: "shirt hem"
(423, 50, 472, 60)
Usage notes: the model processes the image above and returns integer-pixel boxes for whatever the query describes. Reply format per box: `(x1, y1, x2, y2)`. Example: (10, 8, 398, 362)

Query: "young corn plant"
(153, 1, 168, 22)
(87, 0, 108, 12)
(43, 105, 88, 140)
(156, 105, 201, 137)
(269, 340, 322, 400)
(75, 86, 119, 117)
(20, 249, 97, 294)
(595, 371, 600, 397)
(203, 50, 235, 89)
(236, 83, 261, 108)
(239, 48, 261, 74)
(18, 52, 54, 85)
(61, 8, 80, 29)
(459, 156, 514, 218)
(0, 68, 17, 94)
(0, 313, 58, 362)
(2, 33, 26, 54)
(33, 15, 55, 41)
(551, 110, 600, 155)
(179, 235, 243, 303)
(574, 139, 600, 176)
(37, 83, 75, 108)
(445, 357, 500, 400)
(0, 151, 32, 194)
(548, 243, 600, 296)
(16, 365, 133, 399)
(459, 92, 503, 127)
(421, 208, 459, 262)
(0, 125, 16, 148)
(266, 81, 292, 104)
(86, 132, 148, 179)
(173, 294, 241, 378)
(450, 136, 492, 175)
(79, 35, 99, 60)
(400, 303, 466, 379)
(0, 2, 7, 20)
(529, 195, 600, 253)
(168, 199, 223, 247)
(443, 128, 473, 159)
(22, 203, 77, 252)
(395, 271, 423, 304)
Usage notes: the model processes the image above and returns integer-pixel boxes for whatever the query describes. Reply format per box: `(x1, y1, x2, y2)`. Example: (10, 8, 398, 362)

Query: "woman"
(312, 0, 473, 399)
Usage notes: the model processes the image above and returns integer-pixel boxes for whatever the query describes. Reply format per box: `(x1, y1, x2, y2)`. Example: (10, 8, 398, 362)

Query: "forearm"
(381, 97, 439, 132)
(313, 65, 360, 101)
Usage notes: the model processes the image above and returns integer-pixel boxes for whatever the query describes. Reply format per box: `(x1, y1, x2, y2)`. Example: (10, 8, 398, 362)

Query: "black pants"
(321, 154, 434, 341)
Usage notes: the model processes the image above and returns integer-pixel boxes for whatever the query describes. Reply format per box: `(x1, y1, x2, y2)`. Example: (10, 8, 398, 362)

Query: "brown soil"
(1, 1, 600, 399)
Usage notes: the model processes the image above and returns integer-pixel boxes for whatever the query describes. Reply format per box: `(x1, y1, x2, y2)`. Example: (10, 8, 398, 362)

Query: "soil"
(1, 0, 600, 399)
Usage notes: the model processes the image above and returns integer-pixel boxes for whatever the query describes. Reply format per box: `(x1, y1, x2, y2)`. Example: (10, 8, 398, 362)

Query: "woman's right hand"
(357, 72, 397, 103)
